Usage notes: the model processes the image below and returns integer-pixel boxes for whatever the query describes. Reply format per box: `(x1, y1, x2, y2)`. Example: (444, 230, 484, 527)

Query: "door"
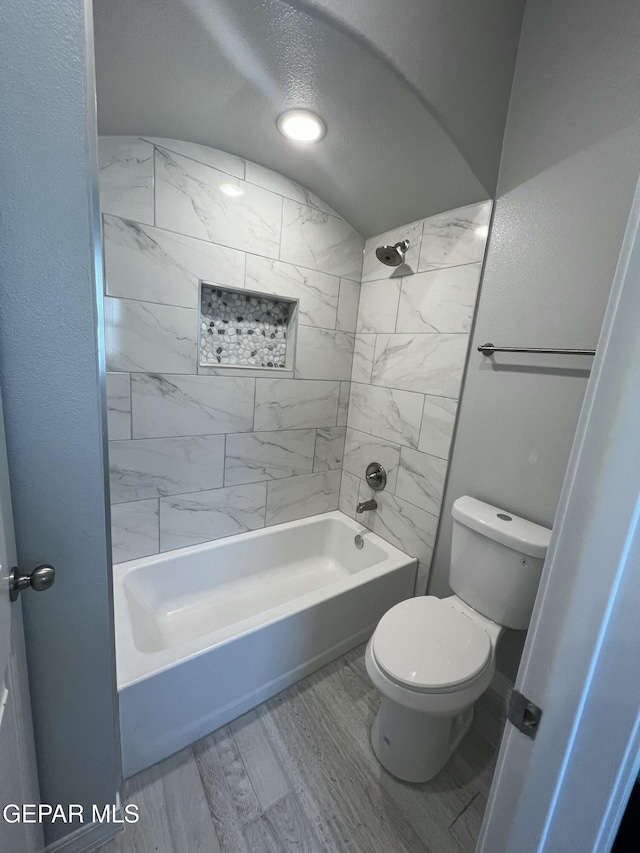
(0, 392, 43, 853)
(477, 181, 640, 850)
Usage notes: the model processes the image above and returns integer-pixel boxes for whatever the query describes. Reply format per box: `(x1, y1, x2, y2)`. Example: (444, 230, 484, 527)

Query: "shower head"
(375, 239, 410, 267)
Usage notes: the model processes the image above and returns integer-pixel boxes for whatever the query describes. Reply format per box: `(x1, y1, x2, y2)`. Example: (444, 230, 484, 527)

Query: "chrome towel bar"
(478, 342, 596, 356)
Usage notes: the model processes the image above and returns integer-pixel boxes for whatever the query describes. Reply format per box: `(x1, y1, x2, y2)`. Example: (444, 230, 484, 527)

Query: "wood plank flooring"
(104, 645, 497, 853)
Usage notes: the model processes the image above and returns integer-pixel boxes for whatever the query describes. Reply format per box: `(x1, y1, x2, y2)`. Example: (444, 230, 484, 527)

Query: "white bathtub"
(114, 510, 417, 777)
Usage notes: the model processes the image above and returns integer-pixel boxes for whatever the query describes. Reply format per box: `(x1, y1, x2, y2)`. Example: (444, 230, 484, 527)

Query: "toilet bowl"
(365, 595, 502, 782)
(365, 496, 552, 783)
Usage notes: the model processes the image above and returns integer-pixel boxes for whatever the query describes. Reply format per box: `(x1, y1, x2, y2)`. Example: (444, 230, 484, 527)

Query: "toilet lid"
(372, 597, 492, 691)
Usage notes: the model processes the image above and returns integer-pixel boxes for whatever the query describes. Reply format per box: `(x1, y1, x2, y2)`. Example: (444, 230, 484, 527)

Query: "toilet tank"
(450, 496, 552, 630)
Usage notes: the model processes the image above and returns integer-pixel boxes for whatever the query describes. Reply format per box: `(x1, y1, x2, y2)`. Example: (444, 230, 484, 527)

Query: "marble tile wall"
(100, 134, 491, 580)
(339, 201, 492, 594)
(100, 136, 362, 562)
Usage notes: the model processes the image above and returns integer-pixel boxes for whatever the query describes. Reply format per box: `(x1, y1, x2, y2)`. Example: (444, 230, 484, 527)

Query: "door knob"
(9, 564, 55, 602)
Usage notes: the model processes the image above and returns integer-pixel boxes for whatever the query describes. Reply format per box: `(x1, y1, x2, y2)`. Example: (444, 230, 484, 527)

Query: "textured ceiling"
(289, 0, 527, 202)
(93, 0, 512, 236)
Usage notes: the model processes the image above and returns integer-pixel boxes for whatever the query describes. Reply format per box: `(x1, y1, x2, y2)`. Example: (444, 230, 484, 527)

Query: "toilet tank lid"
(452, 496, 551, 558)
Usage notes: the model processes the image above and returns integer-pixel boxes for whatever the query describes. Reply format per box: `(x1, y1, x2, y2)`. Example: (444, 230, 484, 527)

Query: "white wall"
(339, 202, 491, 593)
(478, 174, 640, 853)
(100, 136, 362, 560)
(430, 0, 640, 679)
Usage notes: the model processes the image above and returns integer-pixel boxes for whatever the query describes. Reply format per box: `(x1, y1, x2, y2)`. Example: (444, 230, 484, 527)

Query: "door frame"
(0, 0, 122, 850)
(478, 177, 640, 851)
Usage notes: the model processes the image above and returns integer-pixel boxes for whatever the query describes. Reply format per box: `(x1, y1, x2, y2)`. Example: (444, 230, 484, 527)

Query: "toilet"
(365, 495, 551, 783)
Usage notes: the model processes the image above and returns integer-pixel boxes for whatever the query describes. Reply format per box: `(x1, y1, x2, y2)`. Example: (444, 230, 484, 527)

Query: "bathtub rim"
(113, 509, 417, 689)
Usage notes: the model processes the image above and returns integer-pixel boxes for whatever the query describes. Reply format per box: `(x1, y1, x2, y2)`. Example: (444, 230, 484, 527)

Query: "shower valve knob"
(365, 462, 387, 491)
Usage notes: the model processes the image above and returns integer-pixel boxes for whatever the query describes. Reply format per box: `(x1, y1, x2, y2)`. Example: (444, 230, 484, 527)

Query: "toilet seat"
(372, 597, 492, 693)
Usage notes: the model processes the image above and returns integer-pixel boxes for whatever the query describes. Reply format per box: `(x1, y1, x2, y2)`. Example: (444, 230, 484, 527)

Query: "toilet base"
(371, 698, 473, 783)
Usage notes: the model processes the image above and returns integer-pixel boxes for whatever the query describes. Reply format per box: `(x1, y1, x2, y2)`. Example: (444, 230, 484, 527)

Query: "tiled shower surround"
(341, 204, 491, 592)
(101, 136, 360, 560)
(100, 136, 490, 578)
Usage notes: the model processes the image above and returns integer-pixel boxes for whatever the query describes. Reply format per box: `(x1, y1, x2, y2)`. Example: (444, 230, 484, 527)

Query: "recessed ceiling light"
(277, 110, 326, 143)
(219, 183, 244, 198)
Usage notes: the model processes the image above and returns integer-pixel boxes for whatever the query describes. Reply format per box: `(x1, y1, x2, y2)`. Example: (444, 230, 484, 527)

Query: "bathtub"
(114, 510, 417, 777)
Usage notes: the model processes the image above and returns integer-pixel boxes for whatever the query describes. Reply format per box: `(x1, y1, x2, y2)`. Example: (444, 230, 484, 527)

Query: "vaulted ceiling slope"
(292, 0, 527, 200)
(93, 0, 524, 236)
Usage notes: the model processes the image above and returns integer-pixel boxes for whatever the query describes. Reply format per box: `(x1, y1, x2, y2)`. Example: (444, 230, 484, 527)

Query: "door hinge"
(507, 689, 542, 739)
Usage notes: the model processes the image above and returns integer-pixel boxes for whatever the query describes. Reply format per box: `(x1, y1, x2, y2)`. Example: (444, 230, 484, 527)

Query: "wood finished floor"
(104, 645, 497, 853)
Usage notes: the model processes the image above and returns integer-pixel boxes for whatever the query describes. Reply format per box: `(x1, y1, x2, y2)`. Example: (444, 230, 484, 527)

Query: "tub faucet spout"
(356, 499, 377, 513)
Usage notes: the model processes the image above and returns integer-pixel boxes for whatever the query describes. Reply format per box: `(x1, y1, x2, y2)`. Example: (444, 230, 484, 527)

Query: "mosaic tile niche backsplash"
(200, 284, 294, 369)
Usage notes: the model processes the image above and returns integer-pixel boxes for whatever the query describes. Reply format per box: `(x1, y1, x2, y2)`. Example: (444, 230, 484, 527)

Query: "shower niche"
(199, 281, 299, 375)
